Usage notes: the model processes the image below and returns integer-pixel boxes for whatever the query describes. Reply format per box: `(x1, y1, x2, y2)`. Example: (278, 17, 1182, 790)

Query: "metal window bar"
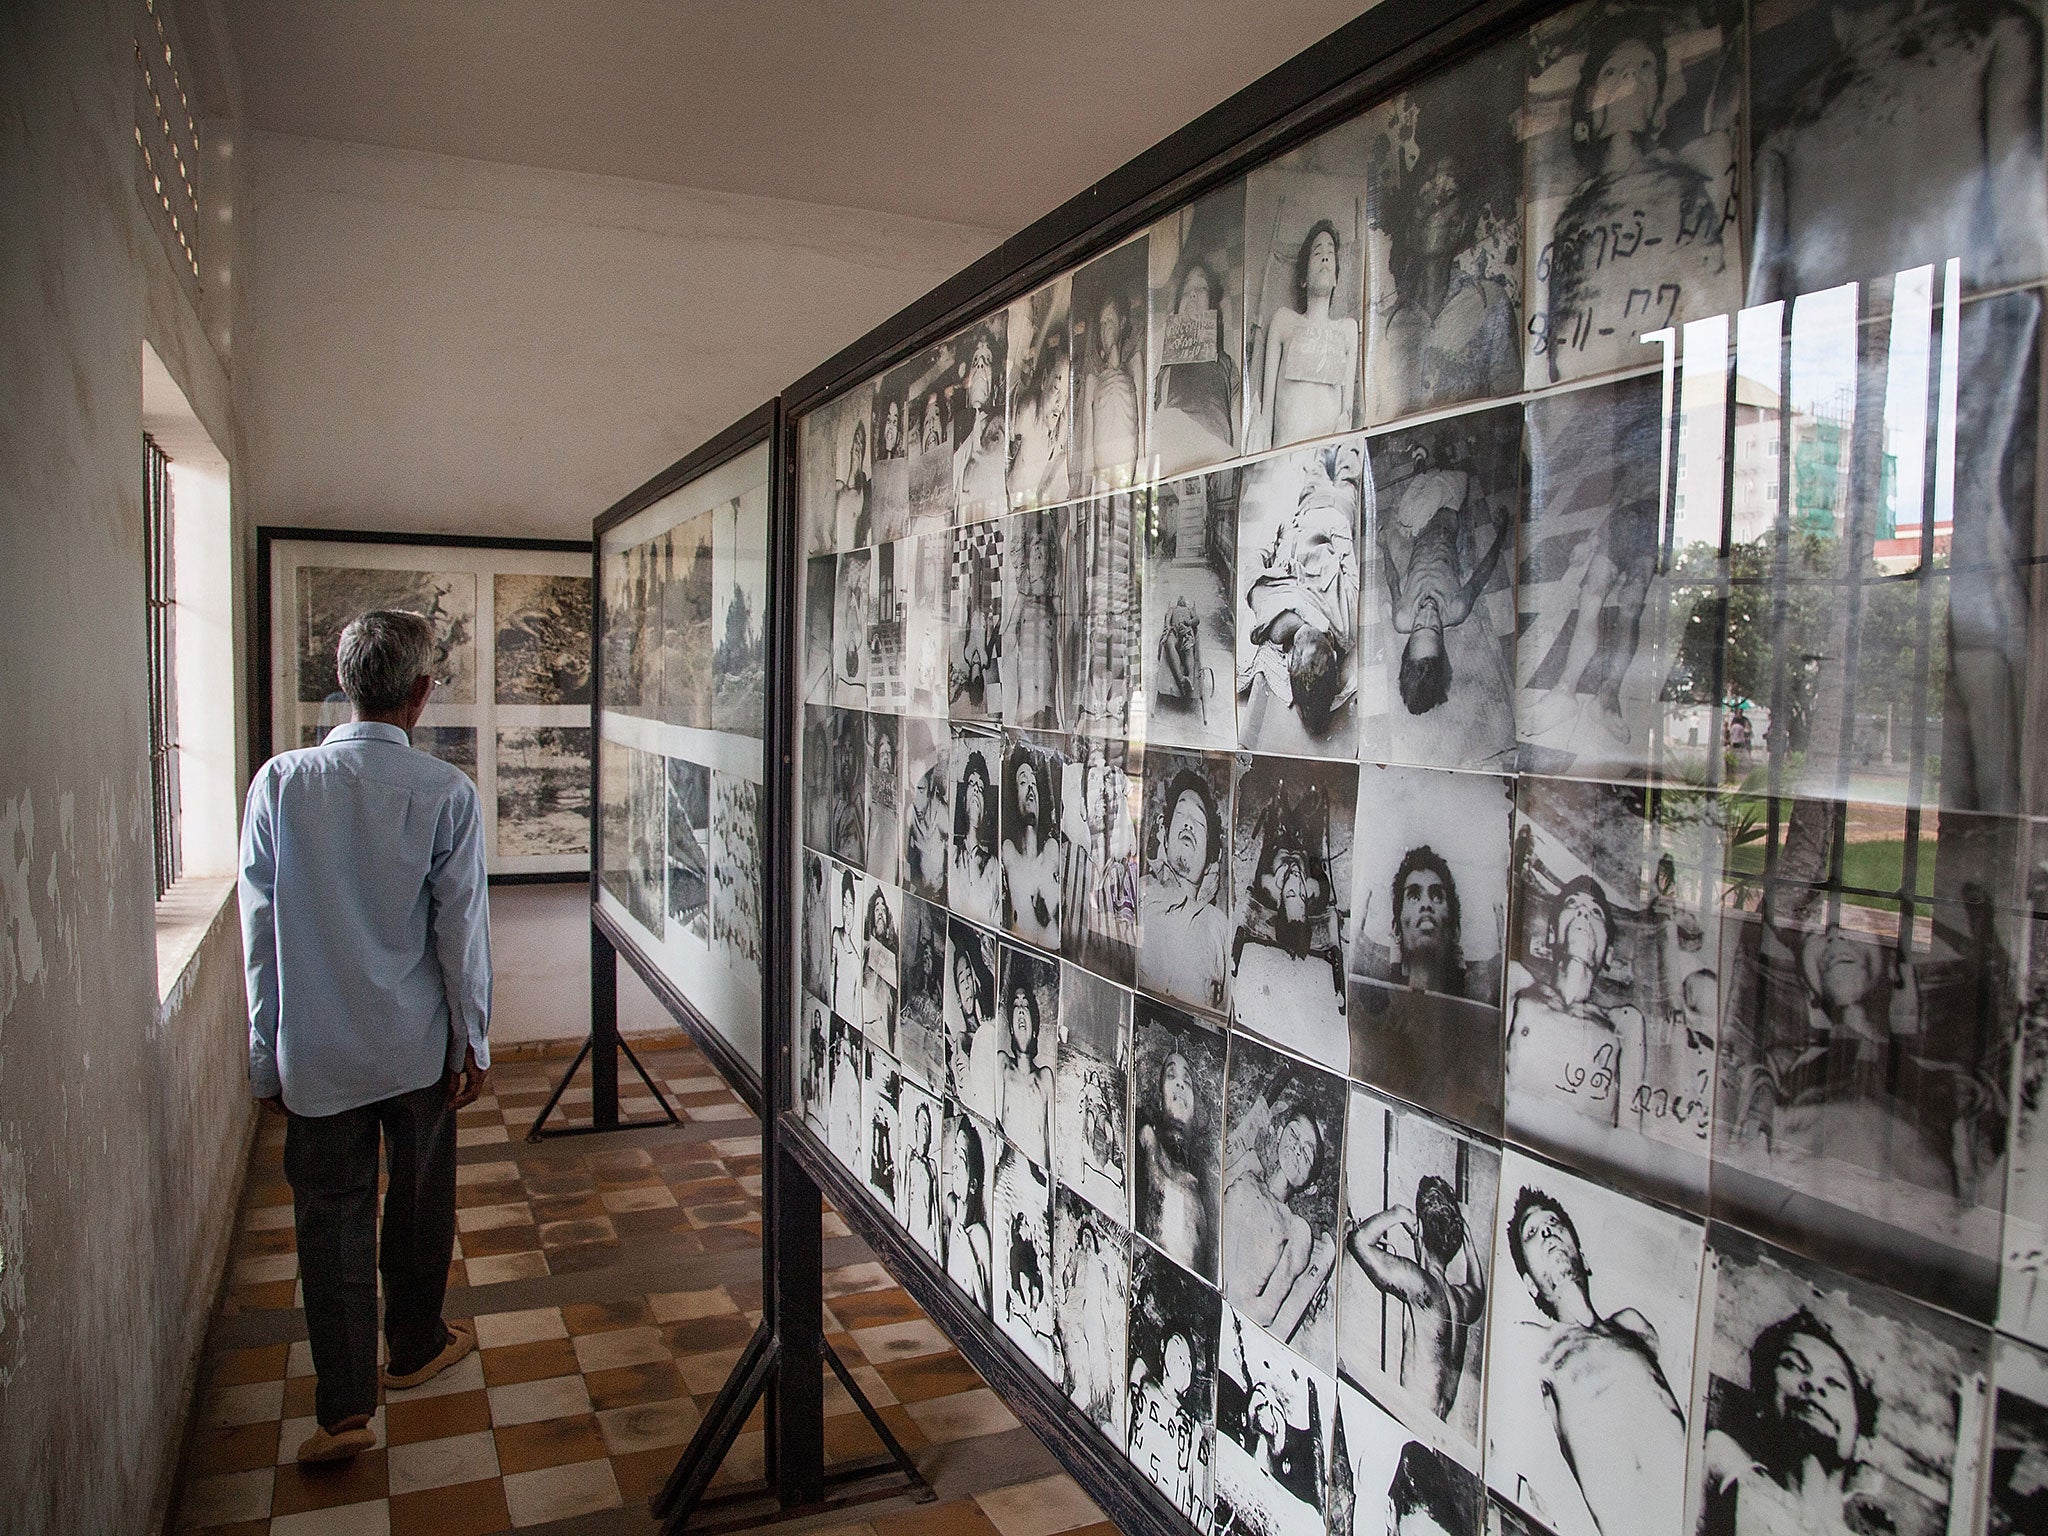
(145, 433, 182, 898)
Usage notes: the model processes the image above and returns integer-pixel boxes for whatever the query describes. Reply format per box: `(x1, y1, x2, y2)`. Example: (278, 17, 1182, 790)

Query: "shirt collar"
(322, 720, 411, 746)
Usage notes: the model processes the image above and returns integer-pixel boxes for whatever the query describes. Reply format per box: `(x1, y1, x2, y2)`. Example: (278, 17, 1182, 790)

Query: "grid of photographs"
(781, 2, 2048, 1533)
(595, 452, 771, 1068)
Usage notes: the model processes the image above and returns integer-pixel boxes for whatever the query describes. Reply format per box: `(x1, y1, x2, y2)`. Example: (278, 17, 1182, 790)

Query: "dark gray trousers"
(283, 1078, 456, 1427)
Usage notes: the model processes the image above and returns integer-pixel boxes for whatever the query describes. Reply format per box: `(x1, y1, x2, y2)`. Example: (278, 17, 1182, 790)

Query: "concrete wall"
(0, 1, 256, 1530)
(234, 131, 1001, 1045)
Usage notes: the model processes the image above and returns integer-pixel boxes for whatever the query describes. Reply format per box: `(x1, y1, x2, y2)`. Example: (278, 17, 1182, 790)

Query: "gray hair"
(336, 610, 436, 712)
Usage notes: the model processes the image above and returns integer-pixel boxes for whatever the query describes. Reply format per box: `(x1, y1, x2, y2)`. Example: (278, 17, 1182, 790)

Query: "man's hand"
(447, 1045, 489, 1109)
(258, 1095, 288, 1118)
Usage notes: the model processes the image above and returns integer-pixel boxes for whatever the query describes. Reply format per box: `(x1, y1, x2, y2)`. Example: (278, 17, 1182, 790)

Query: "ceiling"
(218, 0, 1373, 234)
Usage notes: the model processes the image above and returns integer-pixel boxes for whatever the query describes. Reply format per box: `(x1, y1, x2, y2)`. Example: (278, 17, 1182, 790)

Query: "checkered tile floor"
(170, 1036, 1117, 1535)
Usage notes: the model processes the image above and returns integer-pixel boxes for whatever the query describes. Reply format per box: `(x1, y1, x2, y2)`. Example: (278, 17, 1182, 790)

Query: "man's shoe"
(297, 1419, 375, 1463)
(381, 1319, 476, 1390)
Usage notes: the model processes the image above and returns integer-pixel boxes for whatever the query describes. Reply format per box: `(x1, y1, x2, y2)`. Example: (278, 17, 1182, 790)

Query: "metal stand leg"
(527, 921, 682, 1141)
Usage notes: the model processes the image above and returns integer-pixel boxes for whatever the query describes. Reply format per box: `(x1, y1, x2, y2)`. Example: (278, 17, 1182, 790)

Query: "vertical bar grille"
(145, 433, 181, 898)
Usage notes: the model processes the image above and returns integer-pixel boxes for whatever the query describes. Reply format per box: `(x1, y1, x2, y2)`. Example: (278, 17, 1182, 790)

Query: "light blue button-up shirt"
(239, 720, 492, 1117)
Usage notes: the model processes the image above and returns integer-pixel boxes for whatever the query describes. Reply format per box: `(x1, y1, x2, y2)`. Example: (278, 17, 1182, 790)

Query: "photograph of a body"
(949, 726, 1003, 929)
(1137, 746, 1236, 1019)
(1245, 131, 1365, 452)
(942, 1103, 997, 1313)
(1149, 180, 1246, 479)
(1006, 275, 1074, 512)
(900, 716, 951, 906)
(998, 731, 1071, 953)
(1070, 236, 1150, 491)
(1144, 467, 1239, 753)
(1329, 1378, 1484, 1536)
(997, 942, 1058, 1170)
(495, 572, 592, 706)
(944, 917, 1002, 1125)
(1055, 1187, 1131, 1441)
(1126, 1240, 1222, 1528)
(897, 895, 951, 1093)
(1213, 1303, 1335, 1536)
(994, 1144, 1059, 1378)
(1132, 998, 1227, 1282)
(1054, 963, 1131, 1219)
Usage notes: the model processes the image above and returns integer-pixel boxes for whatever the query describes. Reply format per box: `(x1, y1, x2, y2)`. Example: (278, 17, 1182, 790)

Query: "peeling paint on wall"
(0, 793, 49, 1027)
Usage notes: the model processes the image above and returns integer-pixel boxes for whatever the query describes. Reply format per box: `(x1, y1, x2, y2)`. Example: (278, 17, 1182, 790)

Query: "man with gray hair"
(239, 609, 492, 1463)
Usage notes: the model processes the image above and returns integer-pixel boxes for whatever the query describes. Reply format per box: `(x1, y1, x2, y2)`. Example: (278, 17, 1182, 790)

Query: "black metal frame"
(249, 523, 594, 888)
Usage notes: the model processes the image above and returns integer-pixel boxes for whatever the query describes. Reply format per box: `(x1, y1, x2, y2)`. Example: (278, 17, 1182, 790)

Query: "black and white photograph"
(1230, 754, 1357, 1071)
(1713, 850, 2017, 1314)
(1137, 746, 1236, 1019)
(1236, 441, 1365, 759)
(900, 716, 951, 905)
(1988, 1336, 2048, 1536)
(947, 520, 1004, 721)
(802, 378, 875, 554)
(1484, 1149, 1702, 1536)
(1329, 1379, 1484, 1536)
(1690, 1224, 1991, 1536)
(1126, 1239, 1221, 1529)
(994, 1142, 1059, 1379)
(944, 916, 1001, 1124)
(898, 345, 961, 538)
(494, 572, 592, 705)
(599, 737, 634, 916)
(623, 743, 666, 937)
(711, 487, 768, 736)
(660, 511, 715, 730)
(1244, 127, 1365, 452)
(864, 1046, 903, 1212)
(1337, 1084, 1499, 1466)
(1148, 179, 1246, 479)
(1070, 235, 1149, 491)
(800, 996, 831, 1138)
(1066, 491, 1142, 738)
(941, 1102, 997, 1313)
(665, 755, 710, 940)
(999, 731, 1072, 954)
(1518, 374, 1716, 784)
(411, 727, 478, 784)
(1220, 1033, 1348, 1373)
(827, 1012, 865, 1171)
(1144, 467, 1239, 753)
(949, 318, 1011, 526)
(1005, 274, 1074, 512)
(865, 539, 908, 714)
(865, 713, 901, 884)
(1524, 0, 1742, 387)
(870, 365, 914, 542)
(997, 942, 1058, 1170)
(1505, 777, 1723, 1207)
(998, 505, 1071, 731)
(1132, 997, 1228, 1282)
(801, 850, 832, 1007)
(1054, 1185, 1131, 1441)
(896, 894, 951, 1093)
(495, 726, 591, 857)
(1065, 731, 1141, 982)
(832, 544, 872, 709)
(710, 770, 761, 983)
(948, 725, 1003, 928)
(1359, 407, 1521, 773)
(1355, 40, 1525, 422)
(1213, 1304, 1335, 1536)
(801, 704, 831, 854)
(2003, 878, 2048, 1346)
(601, 539, 660, 715)
(826, 860, 871, 1027)
(1054, 961, 1132, 1219)
(903, 531, 952, 717)
(897, 1076, 946, 1261)
(803, 555, 835, 705)
(297, 565, 477, 705)
(827, 706, 868, 870)
(1747, 0, 2045, 306)
(859, 878, 901, 1054)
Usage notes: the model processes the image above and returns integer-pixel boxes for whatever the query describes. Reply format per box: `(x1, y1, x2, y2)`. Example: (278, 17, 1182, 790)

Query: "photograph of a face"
(870, 367, 914, 543)
(825, 861, 871, 1027)
(1005, 275, 1074, 512)
(1485, 1150, 1702, 1536)
(1330, 1381, 1485, 1536)
(1070, 236, 1149, 492)
(1054, 964, 1131, 1220)
(665, 755, 710, 940)
(949, 726, 1003, 928)
(1245, 127, 1365, 453)
(496, 726, 591, 857)
(802, 378, 875, 554)
(997, 942, 1058, 1171)
(827, 1013, 864, 1168)
(1054, 1186, 1131, 1441)
(858, 878, 901, 1055)
(711, 487, 768, 736)
(899, 345, 961, 539)
(1352, 766, 1512, 1119)
(864, 1046, 903, 1211)
(1230, 754, 1356, 1071)
(1126, 1239, 1221, 1529)
(1148, 180, 1246, 479)
(1505, 777, 1723, 1208)
(1220, 1033, 1347, 1373)
(1144, 467, 1239, 752)
(710, 770, 761, 983)
(896, 895, 950, 1095)
(999, 731, 1071, 954)
(297, 566, 478, 705)
(1988, 1337, 2048, 1536)
(833, 546, 872, 710)
(1747, 0, 2046, 306)
(1356, 37, 1525, 422)
(900, 717, 950, 906)
(1213, 1304, 1335, 1536)
(1690, 1224, 1991, 1536)
(941, 1102, 997, 1313)
(661, 511, 715, 730)
(947, 521, 1004, 722)
(1132, 998, 1227, 1282)
(495, 572, 592, 705)
(865, 713, 901, 884)
(897, 1077, 946, 1260)
(1359, 406, 1521, 774)
(1237, 440, 1365, 759)
(948, 317, 1011, 527)
(994, 1143, 1058, 1380)
(827, 707, 868, 870)
(1337, 1084, 1499, 1466)
(1066, 732, 1141, 983)
(1137, 746, 1235, 1018)
(944, 917, 1001, 1125)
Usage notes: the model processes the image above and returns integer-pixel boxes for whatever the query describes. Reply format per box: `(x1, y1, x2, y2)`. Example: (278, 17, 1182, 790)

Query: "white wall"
(236, 131, 1001, 1043)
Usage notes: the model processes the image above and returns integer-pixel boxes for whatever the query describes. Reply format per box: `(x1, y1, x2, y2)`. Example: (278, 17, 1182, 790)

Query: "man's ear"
(404, 673, 434, 723)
